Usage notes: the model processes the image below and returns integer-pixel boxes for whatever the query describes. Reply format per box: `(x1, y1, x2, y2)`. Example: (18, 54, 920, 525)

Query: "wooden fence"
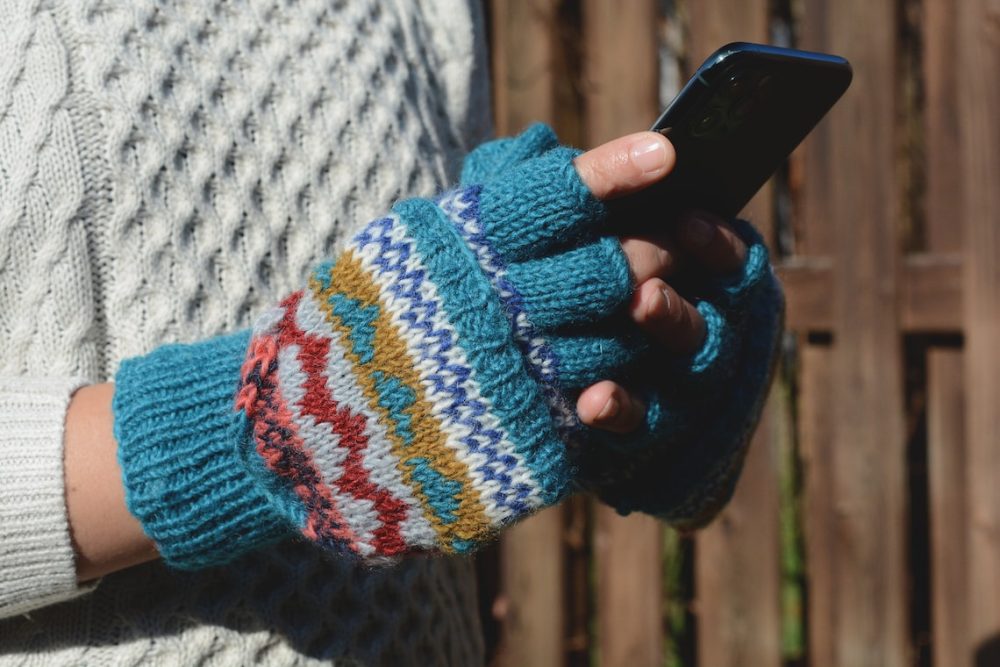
(477, 1, 1000, 665)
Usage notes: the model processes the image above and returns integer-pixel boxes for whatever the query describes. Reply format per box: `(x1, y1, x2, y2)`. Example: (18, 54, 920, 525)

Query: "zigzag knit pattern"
(235, 191, 593, 558)
(116, 123, 783, 569)
(228, 125, 659, 559)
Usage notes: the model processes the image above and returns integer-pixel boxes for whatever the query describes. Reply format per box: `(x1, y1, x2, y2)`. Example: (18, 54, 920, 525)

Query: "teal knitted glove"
(460, 124, 785, 529)
(573, 219, 784, 528)
(114, 124, 637, 567)
(113, 124, 781, 569)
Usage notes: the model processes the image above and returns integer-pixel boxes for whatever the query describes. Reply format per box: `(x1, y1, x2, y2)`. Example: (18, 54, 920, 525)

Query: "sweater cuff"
(114, 331, 291, 570)
(0, 377, 97, 619)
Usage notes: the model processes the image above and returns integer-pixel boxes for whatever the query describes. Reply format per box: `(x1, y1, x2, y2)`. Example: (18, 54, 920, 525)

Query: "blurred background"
(475, 1, 1000, 666)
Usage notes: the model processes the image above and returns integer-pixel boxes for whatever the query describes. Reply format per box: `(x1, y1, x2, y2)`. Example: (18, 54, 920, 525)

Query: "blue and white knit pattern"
(352, 213, 546, 521)
(437, 186, 581, 439)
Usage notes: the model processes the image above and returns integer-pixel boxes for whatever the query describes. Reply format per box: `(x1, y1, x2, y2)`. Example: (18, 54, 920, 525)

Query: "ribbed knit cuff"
(114, 331, 291, 570)
(0, 377, 97, 618)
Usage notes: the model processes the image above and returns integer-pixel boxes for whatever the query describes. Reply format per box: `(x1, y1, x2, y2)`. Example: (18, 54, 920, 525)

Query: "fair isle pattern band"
(236, 213, 549, 556)
(437, 187, 580, 439)
(351, 215, 546, 520)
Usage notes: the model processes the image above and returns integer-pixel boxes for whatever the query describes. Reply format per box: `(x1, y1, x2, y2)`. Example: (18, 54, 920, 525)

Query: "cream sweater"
(0, 0, 490, 663)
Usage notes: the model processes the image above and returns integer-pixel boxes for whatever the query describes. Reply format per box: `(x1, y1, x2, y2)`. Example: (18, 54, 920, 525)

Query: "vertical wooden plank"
(581, 0, 660, 140)
(927, 348, 968, 666)
(799, 342, 837, 667)
(796, 0, 836, 257)
(490, 0, 558, 136)
(922, 0, 961, 253)
(490, 3, 565, 666)
(820, 1, 909, 665)
(687, 1, 769, 69)
(796, 5, 850, 667)
(686, 4, 783, 667)
(923, 2, 968, 664)
(695, 399, 783, 666)
(958, 0, 1000, 663)
(580, 2, 664, 665)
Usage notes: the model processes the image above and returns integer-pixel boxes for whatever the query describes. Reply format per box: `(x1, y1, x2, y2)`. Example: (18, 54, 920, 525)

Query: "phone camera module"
(691, 111, 722, 137)
(725, 74, 747, 98)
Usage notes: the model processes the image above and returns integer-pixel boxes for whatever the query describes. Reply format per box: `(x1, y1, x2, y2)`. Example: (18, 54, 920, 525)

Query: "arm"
(60, 127, 776, 576)
(57, 129, 684, 578)
(64, 384, 157, 581)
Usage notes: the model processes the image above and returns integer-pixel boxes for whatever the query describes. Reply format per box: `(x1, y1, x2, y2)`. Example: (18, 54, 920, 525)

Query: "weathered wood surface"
(778, 256, 962, 333)
(802, 2, 909, 665)
(483, 1, 996, 664)
(799, 343, 836, 667)
(927, 348, 968, 666)
(958, 0, 1000, 663)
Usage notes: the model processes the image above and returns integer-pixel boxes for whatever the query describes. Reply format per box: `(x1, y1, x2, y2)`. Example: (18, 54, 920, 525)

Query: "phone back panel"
(650, 43, 852, 220)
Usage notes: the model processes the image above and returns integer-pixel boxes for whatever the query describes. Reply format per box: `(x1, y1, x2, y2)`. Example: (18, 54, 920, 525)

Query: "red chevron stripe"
(238, 325, 360, 551)
(276, 290, 409, 555)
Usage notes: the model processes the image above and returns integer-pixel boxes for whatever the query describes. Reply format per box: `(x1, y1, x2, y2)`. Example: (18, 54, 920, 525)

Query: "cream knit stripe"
(0, 377, 93, 617)
(286, 290, 439, 549)
(351, 216, 546, 524)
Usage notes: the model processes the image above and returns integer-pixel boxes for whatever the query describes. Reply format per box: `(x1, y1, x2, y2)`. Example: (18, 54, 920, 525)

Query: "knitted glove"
(113, 124, 781, 569)
(574, 218, 784, 529)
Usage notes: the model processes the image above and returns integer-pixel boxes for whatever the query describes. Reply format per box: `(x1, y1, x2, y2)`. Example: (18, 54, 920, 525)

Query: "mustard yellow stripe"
(309, 251, 492, 548)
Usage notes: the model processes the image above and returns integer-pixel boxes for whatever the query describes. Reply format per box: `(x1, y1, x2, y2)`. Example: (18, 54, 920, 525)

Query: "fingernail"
(630, 136, 669, 175)
(595, 395, 620, 423)
(659, 286, 672, 319)
(682, 215, 714, 248)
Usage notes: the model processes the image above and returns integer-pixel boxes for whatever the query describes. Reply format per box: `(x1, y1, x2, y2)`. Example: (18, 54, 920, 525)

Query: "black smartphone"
(649, 42, 852, 220)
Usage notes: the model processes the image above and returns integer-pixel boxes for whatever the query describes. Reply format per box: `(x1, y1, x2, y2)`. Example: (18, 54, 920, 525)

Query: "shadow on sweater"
(0, 540, 483, 666)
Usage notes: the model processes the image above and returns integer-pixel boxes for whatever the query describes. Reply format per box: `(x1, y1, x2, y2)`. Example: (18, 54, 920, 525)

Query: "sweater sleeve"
(0, 377, 98, 619)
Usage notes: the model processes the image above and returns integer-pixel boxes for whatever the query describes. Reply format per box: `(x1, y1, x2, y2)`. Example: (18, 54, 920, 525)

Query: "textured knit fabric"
(112, 122, 782, 572)
(577, 219, 785, 528)
(0, 378, 98, 616)
(113, 127, 638, 568)
(0, 0, 489, 664)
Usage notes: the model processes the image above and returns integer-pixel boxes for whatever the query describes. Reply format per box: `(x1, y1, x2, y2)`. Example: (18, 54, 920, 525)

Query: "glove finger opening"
(506, 237, 632, 330)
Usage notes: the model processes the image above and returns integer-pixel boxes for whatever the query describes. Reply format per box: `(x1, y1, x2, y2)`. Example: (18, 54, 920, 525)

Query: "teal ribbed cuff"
(114, 330, 291, 569)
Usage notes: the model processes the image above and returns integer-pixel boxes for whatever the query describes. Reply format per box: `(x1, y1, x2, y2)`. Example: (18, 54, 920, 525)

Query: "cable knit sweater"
(0, 0, 491, 664)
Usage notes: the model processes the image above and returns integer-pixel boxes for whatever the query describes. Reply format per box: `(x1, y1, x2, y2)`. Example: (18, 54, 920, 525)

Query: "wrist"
(65, 383, 158, 581)
(113, 331, 292, 569)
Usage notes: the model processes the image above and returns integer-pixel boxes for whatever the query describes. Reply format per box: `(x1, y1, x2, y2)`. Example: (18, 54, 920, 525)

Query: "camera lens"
(725, 74, 746, 98)
(691, 111, 721, 136)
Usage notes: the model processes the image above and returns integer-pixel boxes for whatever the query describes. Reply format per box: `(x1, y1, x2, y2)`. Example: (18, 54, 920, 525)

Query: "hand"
(570, 133, 750, 433)
(111, 123, 780, 568)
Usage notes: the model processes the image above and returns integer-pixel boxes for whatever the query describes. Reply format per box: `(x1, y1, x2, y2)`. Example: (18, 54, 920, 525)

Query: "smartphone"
(649, 42, 852, 220)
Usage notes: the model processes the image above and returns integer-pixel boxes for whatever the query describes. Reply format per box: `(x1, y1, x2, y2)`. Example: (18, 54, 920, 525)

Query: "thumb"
(573, 131, 675, 200)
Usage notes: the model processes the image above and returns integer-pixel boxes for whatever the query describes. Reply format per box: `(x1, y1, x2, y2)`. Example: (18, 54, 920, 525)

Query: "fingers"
(630, 278, 706, 355)
(574, 132, 675, 200)
(619, 211, 750, 287)
(676, 211, 748, 274)
(619, 234, 681, 284)
(577, 380, 646, 433)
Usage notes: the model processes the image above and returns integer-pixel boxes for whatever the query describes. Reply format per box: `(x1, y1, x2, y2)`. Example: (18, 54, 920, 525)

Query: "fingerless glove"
(114, 124, 782, 569)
